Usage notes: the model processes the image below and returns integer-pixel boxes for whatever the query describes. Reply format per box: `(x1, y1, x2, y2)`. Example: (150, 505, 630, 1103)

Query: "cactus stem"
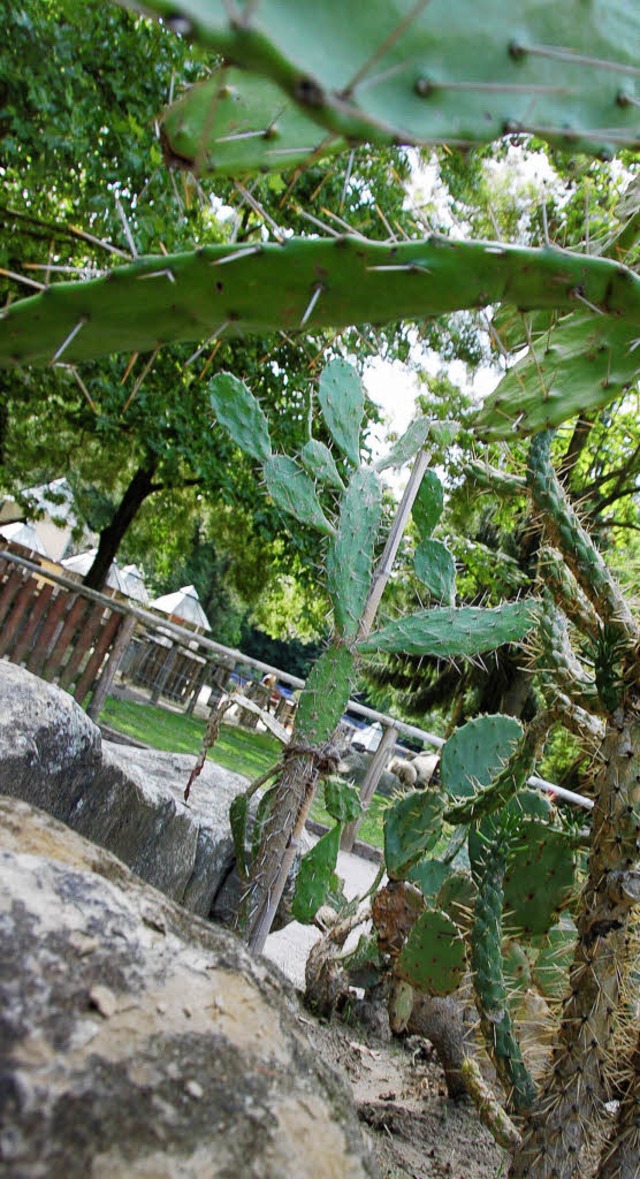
(50, 316, 88, 365)
(300, 283, 324, 326)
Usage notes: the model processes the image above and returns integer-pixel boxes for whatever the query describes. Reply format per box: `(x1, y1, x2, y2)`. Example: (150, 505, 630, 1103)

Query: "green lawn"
(99, 695, 385, 847)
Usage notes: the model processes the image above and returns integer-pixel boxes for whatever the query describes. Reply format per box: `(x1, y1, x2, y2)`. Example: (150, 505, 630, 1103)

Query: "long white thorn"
(50, 317, 88, 365)
(300, 284, 323, 327)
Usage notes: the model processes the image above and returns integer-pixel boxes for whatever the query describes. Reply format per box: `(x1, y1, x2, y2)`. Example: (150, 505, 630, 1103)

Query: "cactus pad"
(437, 871, 477, 936)
(475, 312, 640, 441)
(375, 416, 431, 472)
(160, 69, 346, 177)
(120, 0, 640, 159)
(326, 466, 382, 640)
(7, 237, 640, 369)
(324, 775, 362, 824)
(388, 977, 415, 1034)
(291, 824, 341, 924)
(440, 714, 523, 800)
(317, 359, 365, 467)
(532, 919, 577, 999)
(300, 439, 345, 491)
(503, 823, 576, 937)
(414, 538, 456, 604)
(263, 454, 335, 536)
(208, 371, 272, 463)
(384, 789, 445, 880)
(411, 469, 444, 539)
(406, 857, 452, 901)
(396, 908, 466, 996)
(294, 643, 354, 745)
(358, 601, 538, 659)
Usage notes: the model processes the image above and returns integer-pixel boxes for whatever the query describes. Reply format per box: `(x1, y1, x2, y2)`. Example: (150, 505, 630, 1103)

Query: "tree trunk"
(83, 458, 158, 591)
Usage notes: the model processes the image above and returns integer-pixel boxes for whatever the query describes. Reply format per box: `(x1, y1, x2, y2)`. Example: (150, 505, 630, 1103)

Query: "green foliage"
(375, 416, 431, 473)
(229, 793, 249, 878)
(503, 823, 576, 937)
(411, 470, 444, 539)
(294, 643, 354, 745)
(300, 440, 344, 491)
(406, 857, 452, 901)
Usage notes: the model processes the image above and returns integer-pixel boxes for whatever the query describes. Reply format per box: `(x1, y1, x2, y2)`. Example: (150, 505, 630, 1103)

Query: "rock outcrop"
(0, 662, 254, 919)
(0, 797, 376, 1178)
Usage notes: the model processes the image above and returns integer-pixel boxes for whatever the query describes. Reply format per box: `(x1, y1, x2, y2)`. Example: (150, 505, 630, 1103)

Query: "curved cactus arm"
(6, 237, 640, 370)
(538, 546, 600, 640)
(536, 588, 601, 713)
(527, 432, 639, 643)
(469, 823, 537, 1114)
(119, 0, 640, 159)
(466, 459, 527, 498)
(474, 312, 640, 441)
(160, 69, 347, 177)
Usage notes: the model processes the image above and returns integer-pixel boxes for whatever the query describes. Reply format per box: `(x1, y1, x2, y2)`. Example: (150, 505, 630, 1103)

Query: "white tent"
(0, 521, 49, 556)
(62, 549, 127, 594)
(150, 584, 211, 631)
(120, 564, 151, 604)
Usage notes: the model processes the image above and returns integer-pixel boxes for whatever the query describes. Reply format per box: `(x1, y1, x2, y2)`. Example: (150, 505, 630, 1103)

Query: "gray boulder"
(0, 662, 256, 920)
(0, 797, 376, 1178)
(338, 748, 399, 799)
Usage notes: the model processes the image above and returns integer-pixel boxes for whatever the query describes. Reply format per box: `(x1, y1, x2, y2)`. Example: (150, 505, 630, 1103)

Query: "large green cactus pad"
(384, 789, 445, 880)
(413, 538, 456, 604)
(358, 600, 538, 658)
(119, 0, 640, 158)
(475, 312, 640, 441)
(441, 714, 523, 800)
(6, 238, 640, 369)
(396, 907, 466, 996)
(160, 69, 347, 177)
(300, 439, 344, 491)
(411, 469, 444, 539)
(317, 359, 365, 467)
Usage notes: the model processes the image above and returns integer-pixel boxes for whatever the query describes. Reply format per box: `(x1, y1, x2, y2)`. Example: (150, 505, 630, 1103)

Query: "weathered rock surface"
(338, 748, 399, 799)
(0, 662, 254, 919)
(0, 798, 376, 1178)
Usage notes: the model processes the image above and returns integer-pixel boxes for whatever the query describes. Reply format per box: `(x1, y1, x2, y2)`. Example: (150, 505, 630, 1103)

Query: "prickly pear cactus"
(440, 714, 523, 801)
(294, 643, 355, 746)
(300, 439, 345, 491)
(208, 371, 273, 462)
(375, 416, 432, 473)
(291, 824, 341, 924)
(395, 908, 466, 996)
(119, 0, 640, 159)
(6, 237, 640, 373)
(413, 538, 456, 605)
(411, 469, 444, 539)
(503, 822, 576, 938)
(264, 454, 335, 536)
(317, 358, 365, 468)
(384, 789, 445, 880)
(160, 68, 347, 177)
(357, 600, 539, 658)
(326, 466, 382, 639)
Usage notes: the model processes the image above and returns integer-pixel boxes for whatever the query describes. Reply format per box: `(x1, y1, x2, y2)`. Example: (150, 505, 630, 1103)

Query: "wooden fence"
(0, 551, 135, 719)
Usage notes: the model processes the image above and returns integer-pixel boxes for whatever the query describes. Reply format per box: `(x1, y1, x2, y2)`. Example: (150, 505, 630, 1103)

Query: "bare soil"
(300, 1012, 509, 1179)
